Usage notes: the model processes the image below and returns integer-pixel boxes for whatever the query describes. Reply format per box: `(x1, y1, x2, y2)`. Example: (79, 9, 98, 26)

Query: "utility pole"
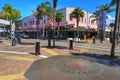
(53, 0, 57, 47)
(111, 0, 120, 57)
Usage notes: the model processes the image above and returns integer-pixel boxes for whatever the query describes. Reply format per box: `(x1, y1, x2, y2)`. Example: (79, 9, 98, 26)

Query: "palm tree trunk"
(10, 19, 12, 39)
(36, 19, 39, 39)
(111, 0, 120, 57)
(117, 19, 120, 45)
(42, 17, 45, 39)
(96, 21, 99, 38)
(76, 18, 79, 42)
(57, 22, 60, 37)
(53, 7, 56, 47)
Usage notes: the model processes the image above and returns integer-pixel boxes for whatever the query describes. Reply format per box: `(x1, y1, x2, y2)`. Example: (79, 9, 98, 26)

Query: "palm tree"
(1, 4, 12, 20)
(110, 0, 119, 45)
(90, 10, 109, 41)
(95, 4, 116, 43)
(71, 8, 85, 42)
(96, 3, 116, 13)
(110, 0, 117, 6)
(111, 0, 120, 56)
(90, 10, 100, 39)
(32, 10, 43, 38)
(37, 1, 53, 39)
(56, 12, 64, 37)
(1, 4, 21, 38)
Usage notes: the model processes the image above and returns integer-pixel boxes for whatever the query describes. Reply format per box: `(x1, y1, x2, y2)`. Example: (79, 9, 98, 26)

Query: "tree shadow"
(21, 42, 35, 45)
(71, 53, 120, 67)
(74, 41, 86, 43)
(41, 46, 68, 49)
(0, 41, 3, 43)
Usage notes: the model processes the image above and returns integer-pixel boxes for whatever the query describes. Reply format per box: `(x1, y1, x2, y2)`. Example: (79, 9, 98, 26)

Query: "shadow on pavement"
(71, 53, 120, 67)
(24, 55, 120, 80)
(74, 41, 87, 43)
(41, 46, 68, 49)
(21, 42, 35, 45)
(0, 41, 3, 43)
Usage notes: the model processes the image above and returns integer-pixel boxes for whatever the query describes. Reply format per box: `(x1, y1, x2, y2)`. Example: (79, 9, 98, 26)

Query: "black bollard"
(48, 38, 51, 48)
(69, 39, 73, 50)
(12, 38, 17, 46)
(93, 37, 95, 44)
(17, 36, 22, 44)
(35, 42, 40, 55)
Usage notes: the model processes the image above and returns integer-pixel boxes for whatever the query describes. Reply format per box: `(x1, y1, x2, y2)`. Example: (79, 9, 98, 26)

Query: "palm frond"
(110, 0, 117, 6)
(106, 8, 116, 13)
(90, 15, 97, 19)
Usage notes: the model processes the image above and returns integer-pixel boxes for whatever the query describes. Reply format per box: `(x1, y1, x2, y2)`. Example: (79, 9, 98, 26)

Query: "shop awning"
(0, 19, 10, 26)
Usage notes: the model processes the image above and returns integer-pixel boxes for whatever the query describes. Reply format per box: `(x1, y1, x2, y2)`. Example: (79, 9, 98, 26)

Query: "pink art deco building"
(16, 7, 97, 38)
(57, 7, 97, 29)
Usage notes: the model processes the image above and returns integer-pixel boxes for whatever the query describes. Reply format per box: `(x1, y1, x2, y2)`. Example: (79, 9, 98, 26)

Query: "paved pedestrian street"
(0, 41, 64, 80)
(0, 53, 39, 80)
(0, 39, 120, 80)
(25, 55, 120, 80)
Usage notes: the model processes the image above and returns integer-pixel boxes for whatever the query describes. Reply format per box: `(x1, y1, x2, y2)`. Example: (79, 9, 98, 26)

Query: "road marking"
(39, 55, 48, 58)
(41, 48, 58, 56)
(0, 50, 29, 54)
(0, 73, 25, 80)
(80, 47, 89, 53)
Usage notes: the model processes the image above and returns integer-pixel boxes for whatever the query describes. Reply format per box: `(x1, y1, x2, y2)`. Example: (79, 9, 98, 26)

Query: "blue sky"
(0, 0, 115, 18)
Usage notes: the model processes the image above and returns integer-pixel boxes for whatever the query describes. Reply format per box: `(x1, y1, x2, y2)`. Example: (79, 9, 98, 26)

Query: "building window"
(24, 23, 27, 26)
(32, 21, 34, 25)
(82, 17, 83, 23)
(29, 21, 31, 25)
(89, 18, 90, 24)
(85, 18, 86, 23)
(78, 17, 80, 22)
(70, 14, 73, 21)
(91, 21, 94, 25)
(36, 21, 39, 25)
(44, 19, 46, 24)
(29, 21, 34, 26)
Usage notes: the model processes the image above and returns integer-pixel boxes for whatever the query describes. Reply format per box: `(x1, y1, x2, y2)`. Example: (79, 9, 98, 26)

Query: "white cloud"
(106, 15, 115, 24)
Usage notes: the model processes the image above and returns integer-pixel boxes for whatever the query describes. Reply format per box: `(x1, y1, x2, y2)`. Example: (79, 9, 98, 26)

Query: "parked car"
(18, 33, 29, 38)
(7, 34, 15, 39)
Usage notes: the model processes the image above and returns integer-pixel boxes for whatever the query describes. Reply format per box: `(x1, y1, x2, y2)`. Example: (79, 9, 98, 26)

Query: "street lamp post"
(111, 0, 120, 57)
